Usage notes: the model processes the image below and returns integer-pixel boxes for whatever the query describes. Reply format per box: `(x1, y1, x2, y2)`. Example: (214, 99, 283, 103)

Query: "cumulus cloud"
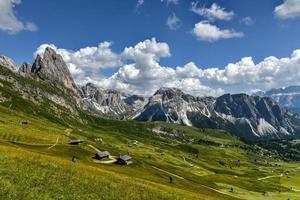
(166, 13, 181, 30)
(0, 0, 37, 34)
(74, 38, 224, 97)
(274, 0, 300, 19)
(191, 2, 234, 21)
(192, 21, 244, 42)
(240, 17, 255, 26)
(35, 39, 300, 98)
(177, 50, 300, 94)
(98, 44, 300, 97)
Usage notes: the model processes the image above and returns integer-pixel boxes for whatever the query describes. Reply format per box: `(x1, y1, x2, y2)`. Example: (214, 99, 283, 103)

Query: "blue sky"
(1, 0, 300, 96)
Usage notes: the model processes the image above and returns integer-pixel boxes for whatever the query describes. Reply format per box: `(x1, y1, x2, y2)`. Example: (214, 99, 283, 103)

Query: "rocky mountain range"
(80, 82, 146, 118)
(135, 88, 299, 139)
(255, 86, 300, 115)
(1, 47, 300, 140)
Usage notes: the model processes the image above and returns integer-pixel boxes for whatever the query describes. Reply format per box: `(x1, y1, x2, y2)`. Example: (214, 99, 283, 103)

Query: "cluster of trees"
(254, 140, 300, 161)
(196, 139, 220, 146)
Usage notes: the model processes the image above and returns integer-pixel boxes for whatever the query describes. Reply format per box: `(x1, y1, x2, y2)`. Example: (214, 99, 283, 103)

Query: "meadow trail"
(48, 136, 60, 150)
(88, 144, 100, 152)
(152, 166, 185, 180)
(258, 165, 300, 181)
(93, 156, 117, 164)
(257, 173, 283, 181)
(151, 166, 237, 197)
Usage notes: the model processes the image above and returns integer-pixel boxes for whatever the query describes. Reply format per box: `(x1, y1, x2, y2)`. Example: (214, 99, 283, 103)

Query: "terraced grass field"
(1, 104, 300, 200)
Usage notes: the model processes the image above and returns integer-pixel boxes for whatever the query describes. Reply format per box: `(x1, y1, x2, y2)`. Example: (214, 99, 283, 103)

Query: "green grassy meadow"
(1, 104, 300, 200)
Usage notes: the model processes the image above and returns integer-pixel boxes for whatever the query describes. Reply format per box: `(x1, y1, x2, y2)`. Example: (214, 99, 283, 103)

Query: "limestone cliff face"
(1, 47, 81, 114)
(30, 47, 80, 97)
(135, 88, 300, 140)
(80, 83, 146, 118)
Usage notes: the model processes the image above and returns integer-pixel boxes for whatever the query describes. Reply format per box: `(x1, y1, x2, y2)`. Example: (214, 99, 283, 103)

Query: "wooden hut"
(95, 151, 110, 160)
(117, 155, 132, 165)
(69, 139, 84, 145)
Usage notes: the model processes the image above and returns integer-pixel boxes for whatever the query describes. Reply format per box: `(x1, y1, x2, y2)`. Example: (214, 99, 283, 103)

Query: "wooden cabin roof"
(119, 155, 132, 161)
(97, 151, 110, 158)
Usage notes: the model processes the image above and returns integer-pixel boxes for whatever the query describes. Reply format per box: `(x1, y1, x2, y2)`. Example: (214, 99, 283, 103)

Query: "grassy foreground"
(1, 104, 300, 200)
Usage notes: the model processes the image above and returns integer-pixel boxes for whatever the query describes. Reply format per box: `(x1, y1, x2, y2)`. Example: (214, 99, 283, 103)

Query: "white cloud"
(166, 13, 181, 30)
(136, 0, 144, 9)
(0, 0, 37, 34)
(193, 21, 244, 42)
(274, 0, 300, 19)
(191, 2, 234, 21)
(161, 0, 179, 6)
(35, 39, 300, 98)
(122, 38, 171, 65)
(240, 17, 255, 26)
(98, 44, 300, 97)
(82, 38, 223, 97)
(194, 50, 300, 93)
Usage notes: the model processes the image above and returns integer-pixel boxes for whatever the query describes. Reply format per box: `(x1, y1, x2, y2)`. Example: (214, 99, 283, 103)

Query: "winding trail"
(93, 156, 117, 164)
(88, 144, 100, 152)
(152, 166, 185, 180)
(48, 136, 59, 150)
(151, 166, 236, 197)
(257, 166, 300, 181)
(257, 173, 283, 181)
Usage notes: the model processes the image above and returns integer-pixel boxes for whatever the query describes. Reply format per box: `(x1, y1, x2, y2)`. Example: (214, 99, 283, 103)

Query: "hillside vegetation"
(1, 103, 300, 199)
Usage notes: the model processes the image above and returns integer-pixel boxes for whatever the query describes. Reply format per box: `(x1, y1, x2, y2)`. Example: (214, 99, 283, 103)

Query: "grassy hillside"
(1, 104, 300, 199)
(1, 66, 300, 199)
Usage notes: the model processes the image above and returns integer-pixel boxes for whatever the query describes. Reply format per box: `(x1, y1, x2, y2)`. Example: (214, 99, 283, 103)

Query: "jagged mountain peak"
(81, 83, 126, 97)
(154, 87, 184, 95)
(18, 62, 32, 77)
(30, 47, 80, 96)
(136, 90, 299, 139)
(216, 93, 288, 124)
(153, 87, 198, 103)
(80, 82, 146, 116)
(44, 47, 57, 57)
(0, 55, 18, 72)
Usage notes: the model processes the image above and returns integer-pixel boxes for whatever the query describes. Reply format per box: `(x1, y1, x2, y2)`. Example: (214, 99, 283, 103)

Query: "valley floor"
(0, 105, 300, 200)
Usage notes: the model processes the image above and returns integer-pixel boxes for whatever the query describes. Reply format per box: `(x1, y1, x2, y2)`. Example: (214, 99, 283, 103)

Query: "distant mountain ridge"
(1, 47, 300, 140)
(254, 86, 300, 115)
(135, 88, 299, 140)
(80, 82, 146, 118)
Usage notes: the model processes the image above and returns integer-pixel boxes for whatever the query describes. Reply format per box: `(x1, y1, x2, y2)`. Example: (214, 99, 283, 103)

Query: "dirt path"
(93, 156, 117, 164)
(48, 136, 59, 150)
(151, 166, 238, 197)
(88, 144, 100, 152)
(258, 166, 300, 181)
(257, 173, 283, 181)
(152, 166, 185, 179)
